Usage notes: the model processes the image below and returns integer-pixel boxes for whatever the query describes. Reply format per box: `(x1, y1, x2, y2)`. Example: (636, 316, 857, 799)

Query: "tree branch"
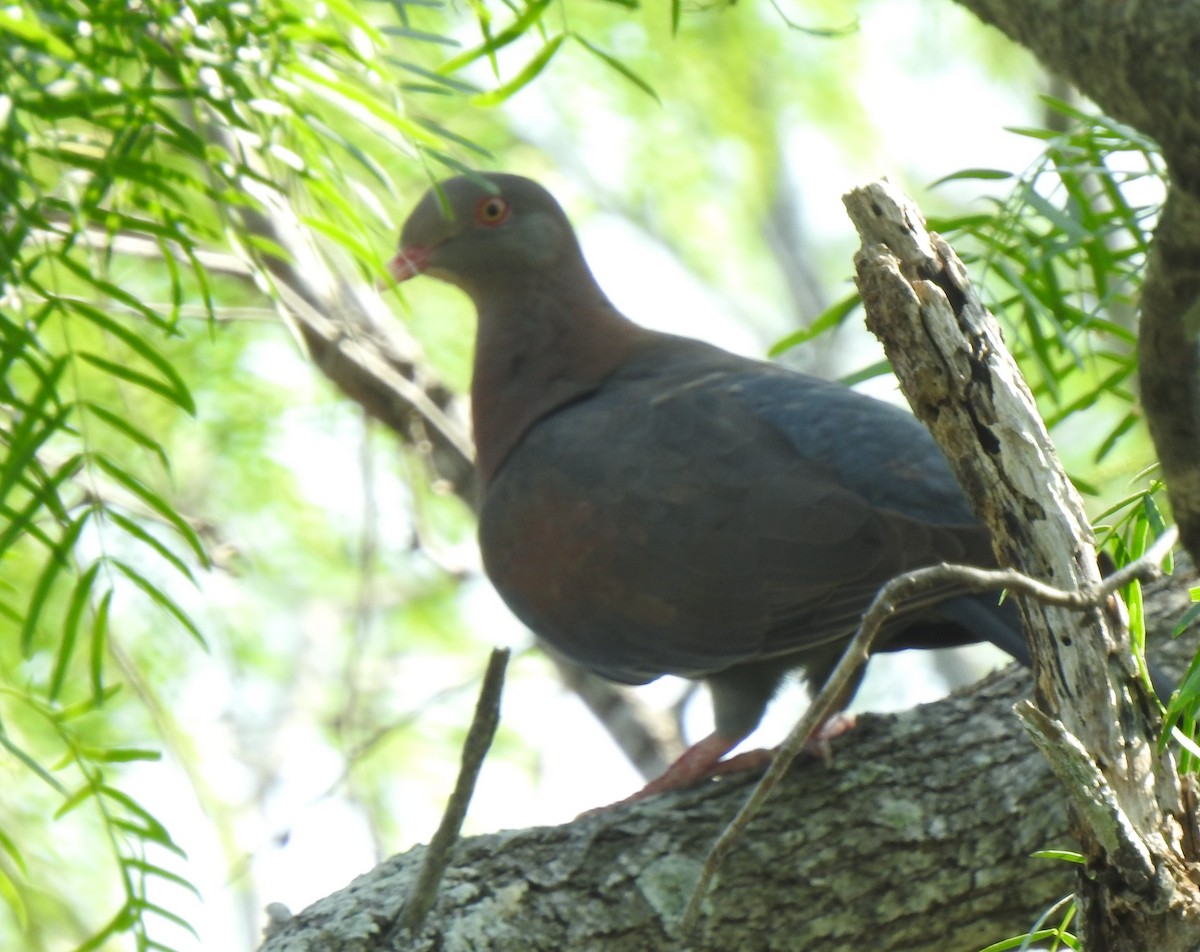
(846, 179, 1200, 948)
(386, 648, 510, 941)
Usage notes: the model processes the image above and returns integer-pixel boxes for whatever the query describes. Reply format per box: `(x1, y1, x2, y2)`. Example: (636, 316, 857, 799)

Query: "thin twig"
(678, 530, 1176, 940)
(386, 647, 510, 942)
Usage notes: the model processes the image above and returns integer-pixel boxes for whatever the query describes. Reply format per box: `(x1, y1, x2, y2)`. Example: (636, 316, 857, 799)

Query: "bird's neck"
(470, 277, 651, 484)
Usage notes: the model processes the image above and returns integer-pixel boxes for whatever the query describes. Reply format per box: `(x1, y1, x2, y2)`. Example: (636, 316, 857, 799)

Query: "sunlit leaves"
(769, 291, 862, 357)
(4, 1, 289, 946)
(0, 684, 188, 950)
(471, 34, 567, 105)
(440, 0, 658, 106)
(441, 0, 555, 75)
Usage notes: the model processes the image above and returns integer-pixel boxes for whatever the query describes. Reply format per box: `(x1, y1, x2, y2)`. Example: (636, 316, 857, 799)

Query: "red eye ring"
(475, 195, 511, 227)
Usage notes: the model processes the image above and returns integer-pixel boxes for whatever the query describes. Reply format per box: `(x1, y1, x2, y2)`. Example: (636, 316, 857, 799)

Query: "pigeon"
(389, 172, 1031, 796)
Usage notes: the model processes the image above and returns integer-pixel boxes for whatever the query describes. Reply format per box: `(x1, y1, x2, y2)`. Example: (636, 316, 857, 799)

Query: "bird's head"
(389, 173, 585, 301)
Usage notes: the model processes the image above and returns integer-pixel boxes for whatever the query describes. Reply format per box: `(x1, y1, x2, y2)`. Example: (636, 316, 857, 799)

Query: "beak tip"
(387, 246, 429, 284)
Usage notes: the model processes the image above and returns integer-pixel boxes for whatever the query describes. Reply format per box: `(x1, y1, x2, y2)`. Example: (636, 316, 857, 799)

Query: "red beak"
(387, 246, 432, 283)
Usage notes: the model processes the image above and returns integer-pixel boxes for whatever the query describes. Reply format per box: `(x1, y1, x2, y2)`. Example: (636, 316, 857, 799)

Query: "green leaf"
(471, 35, 566, 107)
(388, 59, 479, 94)
(78, 746, 162, 764)
(1143, 493, 1169, 542)
(90, 589, 113, 701)
(105, 511, 196, 582)
(0, 723, 67, 795)
(50, 562, 103, 701)
(1094, 410, 1139, 463)
(769, 292, 861, 355)
(316, 0, 386, 45)
(412, 117, 494, 158)
(977, 930, 1082, 952)
(99, 785, 184, 856)
(424, 149, 486, 179)
(380, 26, 461, 46)
(301, 118, 399, 196)
(66, 299, 195, 413)
(1126, 578, 1145, 655)
(0, 355, 70, 511)
(137, 898, 200, 938)
(78, 352, 191, 415)
(1030, 849, 1084, 864)
(55, 783, 96, 820)
(0, 826, 27, 874)
(0, 453, 83, 560)
(82, 401, 171, 470)
(1003, 125, 1061, 142)
(289, 63, 455, 146)
(0, 865, 28, 931)
(21, 512, 91, 655)
(439, 0, 554, 74)
(839, 359, 893, 388)
(573, 35, 660, 103)
(111, 560, 207, 650)
(1173, 602, 1200, 638)
(122, 859, 201, 898)
(55, 255, 177, 334)
(0, 9, 75, 59)
(930, 167, 1014, 187)
(57, 684, 121, 721)
(92, 453, 209, 566)
(74, 902, 138, 952)
(302, 216, 385, 265)
(112, 818, 181, 854)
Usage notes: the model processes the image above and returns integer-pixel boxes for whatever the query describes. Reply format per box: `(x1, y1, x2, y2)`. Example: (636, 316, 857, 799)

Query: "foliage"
(0, 0, 486, 946)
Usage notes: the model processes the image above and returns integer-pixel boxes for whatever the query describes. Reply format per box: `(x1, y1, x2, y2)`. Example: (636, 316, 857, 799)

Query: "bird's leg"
(635, 732, 761, 798)
(590, 663, 864, 812)
(584, 712, 858, 816)
(622, 712, 852, 804)
(576, 734, 750, 817)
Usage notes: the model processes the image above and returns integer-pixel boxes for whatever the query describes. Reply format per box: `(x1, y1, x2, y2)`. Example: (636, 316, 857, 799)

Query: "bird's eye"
(475, 196, 511, 227)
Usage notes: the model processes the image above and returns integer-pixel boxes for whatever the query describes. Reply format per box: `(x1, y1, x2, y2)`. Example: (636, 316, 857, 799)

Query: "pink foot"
(580, 715, 860, 815)
(579, 733, 765, 816)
